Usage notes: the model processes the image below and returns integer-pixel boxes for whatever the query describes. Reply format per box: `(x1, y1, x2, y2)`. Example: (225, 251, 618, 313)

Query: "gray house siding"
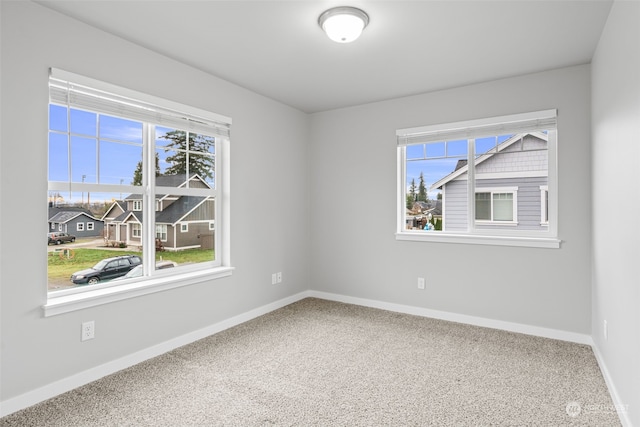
(442, 180, 468, 231)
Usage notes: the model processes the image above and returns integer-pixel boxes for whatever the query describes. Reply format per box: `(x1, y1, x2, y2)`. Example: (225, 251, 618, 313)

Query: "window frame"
(44, 68, 233, 316)
(396, 110, 560, 249)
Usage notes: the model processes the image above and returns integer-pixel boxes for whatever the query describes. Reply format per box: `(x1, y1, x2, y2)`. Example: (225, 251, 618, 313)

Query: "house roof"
(125, 174, 211, 200)
(48, 206, 100, 223)
(114, 196, 210, 226)
(429, 132, 548, 191)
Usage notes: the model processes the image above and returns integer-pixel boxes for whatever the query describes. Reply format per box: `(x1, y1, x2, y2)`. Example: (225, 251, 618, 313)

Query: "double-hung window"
(46, 68, 232, 314)
(396, 110, 559, 248)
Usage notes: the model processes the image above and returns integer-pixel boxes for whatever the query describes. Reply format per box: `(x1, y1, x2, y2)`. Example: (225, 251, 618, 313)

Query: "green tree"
(160, 130, 215, 181)
(132, 153, 161, 186)
(418, 172, 427, 202)
(408, 179, 417, 206)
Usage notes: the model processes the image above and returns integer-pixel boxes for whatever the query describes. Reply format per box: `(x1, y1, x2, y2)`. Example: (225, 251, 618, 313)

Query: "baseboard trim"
(590, 342, 632, 427)
(308, 291, 593, 345)
(0, 290, 312, 418)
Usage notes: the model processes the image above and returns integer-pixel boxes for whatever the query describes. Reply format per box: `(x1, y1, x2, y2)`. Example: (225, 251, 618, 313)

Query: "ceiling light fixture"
(318, 6, 369, 43)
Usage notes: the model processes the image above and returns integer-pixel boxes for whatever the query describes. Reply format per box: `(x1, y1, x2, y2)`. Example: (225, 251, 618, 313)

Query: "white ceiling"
(37, 0, 613, 113)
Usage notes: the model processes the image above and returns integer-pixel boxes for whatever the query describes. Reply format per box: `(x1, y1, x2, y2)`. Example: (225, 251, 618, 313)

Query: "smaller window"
(77, 223, 85, 231)
(540, 186, 549, 225)
(58, 224, 63, 232)
(209, 221, 215, 231)
(475, 188, 517, 224)
(181, 223, 188, 233)
(50, 224, 55, 230)
(156, 224, 167, 241)
(87, 222, 94, 231)
(133, 200, 142, 211)
(132, 223, 141, 238)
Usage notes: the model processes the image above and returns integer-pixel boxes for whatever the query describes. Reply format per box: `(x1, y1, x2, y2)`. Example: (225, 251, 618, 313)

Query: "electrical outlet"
(417, 277, 425, 290)
(81, 321, 95, 341)
(277, 272, 282, 283)
(271, 273, 277, 285)
(604, 319, 608, 340)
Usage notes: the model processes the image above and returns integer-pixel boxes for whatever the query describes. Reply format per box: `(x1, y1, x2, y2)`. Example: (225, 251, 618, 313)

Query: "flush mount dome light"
(318, 6, 369, 43)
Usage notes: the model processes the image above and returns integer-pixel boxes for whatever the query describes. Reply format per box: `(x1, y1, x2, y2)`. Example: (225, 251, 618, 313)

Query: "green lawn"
(48, 248, 215, 281)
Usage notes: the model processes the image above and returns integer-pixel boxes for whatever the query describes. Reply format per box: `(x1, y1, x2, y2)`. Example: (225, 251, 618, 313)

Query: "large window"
(396, 110, 559, 248)
(46, 68, 232, 313)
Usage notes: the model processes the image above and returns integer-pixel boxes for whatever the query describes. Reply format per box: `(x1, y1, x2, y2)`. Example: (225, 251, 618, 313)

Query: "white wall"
(591, 1, 640, 425)
(309, 65, 592, 334)
(0, 1, 309, 404)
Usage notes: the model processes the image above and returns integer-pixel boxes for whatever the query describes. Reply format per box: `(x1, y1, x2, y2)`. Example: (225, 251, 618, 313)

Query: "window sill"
(396, 231, 561, 248)
(43, 266, 234, 317)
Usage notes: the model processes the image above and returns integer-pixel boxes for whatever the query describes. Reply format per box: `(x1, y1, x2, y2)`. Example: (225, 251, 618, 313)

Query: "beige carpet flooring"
(0, 298, 621, 426)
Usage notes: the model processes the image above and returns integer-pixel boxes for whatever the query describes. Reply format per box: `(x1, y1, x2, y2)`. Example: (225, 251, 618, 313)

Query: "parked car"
(114, 260, 178, 281)
(70, 255, 142, 285)
(48, 232, 76, 245)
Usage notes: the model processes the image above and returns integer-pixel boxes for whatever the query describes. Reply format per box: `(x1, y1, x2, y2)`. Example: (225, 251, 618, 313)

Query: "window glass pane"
(99, 141, 143, 185)
(406, 141, 467, 232)
(99, 115, 143, 144)
(425, 142, 445, 158)
(49, 104, 68, 132)
(475, 193, 491, 220)
(446, 139, 467, 156)
(71, 136, 96, 184)
(406, 144, 424, 160)
(154, 192, 216, 265)
(493, 193, 513, 221)
(47, 191, 144, 291)
(189, 152, 215, 189)
(70, 108, 97, 136)
(49, 132, 69, 181)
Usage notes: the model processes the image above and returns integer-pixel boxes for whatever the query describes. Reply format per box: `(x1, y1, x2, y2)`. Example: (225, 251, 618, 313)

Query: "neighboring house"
(101, 174, 215, 251)
(406, 200, 442, 230)
(47, 206, 105, 238)
(430, 132, 549, 232)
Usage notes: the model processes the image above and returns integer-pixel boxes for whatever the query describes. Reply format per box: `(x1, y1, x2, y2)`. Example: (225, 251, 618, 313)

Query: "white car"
(116, 260, 177, 280)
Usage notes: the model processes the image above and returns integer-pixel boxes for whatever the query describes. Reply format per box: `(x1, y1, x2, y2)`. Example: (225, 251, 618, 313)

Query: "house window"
(87, 222, 94, 231)
(77, 223, 85, 231)
(156, 224, 168, 241)
(396, 110, 559, 248)
(209, 221, 215, 231)
(475, 188, 517, 224)
(46, 68, 232, 314)
(180, 223, 188, 233)
(540, 186, 549, 225)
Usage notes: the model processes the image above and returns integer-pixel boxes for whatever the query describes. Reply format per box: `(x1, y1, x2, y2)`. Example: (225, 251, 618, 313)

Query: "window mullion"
(142, 123, 156, 275)
(467, 138, 476, 232)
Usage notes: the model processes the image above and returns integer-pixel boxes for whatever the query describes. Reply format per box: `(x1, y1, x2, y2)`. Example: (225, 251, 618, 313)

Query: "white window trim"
(181, 223, 188, 233)
(396, 110, 560, 249)
(133, 200, 142, 211)
(45, 69, 233, 316)
(87, 222, 94, 230)
(76, 222, 85, 231)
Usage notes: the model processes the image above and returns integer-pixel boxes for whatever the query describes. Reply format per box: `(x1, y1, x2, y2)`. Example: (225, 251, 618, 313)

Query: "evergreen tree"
(409, 179, 418, 205)
(418, 172, 427, 202)
(132, 153, 161, 186)
(160, 130, 215, 181)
